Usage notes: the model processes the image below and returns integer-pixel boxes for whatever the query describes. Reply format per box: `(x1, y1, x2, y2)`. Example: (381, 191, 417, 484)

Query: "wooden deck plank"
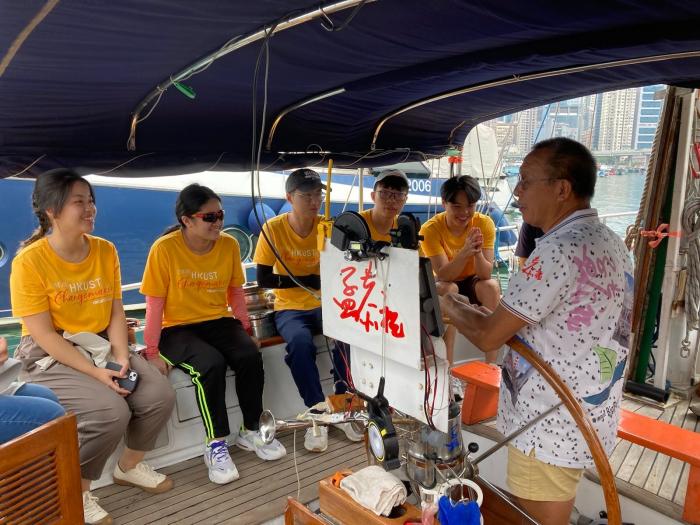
(195, 456, 368, 525)
(615, 404, 665, 482)
(165, 445, 365, 524)
(673, 400, 698, 505)
(627, 399, 675, 489)
(105, 434, 357, 522)
(658, 399, 694, 501)
(98, 431, 306, 510)
(99, 430, 364, 525)
(643, 400, 688, 495)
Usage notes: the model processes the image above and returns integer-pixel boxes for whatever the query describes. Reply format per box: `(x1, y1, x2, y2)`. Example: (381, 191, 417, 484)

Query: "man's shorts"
(506, 445, 583, 502)
(455, 275, 481, 305)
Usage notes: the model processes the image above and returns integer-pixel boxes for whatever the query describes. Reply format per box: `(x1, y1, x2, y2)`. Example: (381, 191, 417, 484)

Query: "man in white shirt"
(440, 138, 632, 525)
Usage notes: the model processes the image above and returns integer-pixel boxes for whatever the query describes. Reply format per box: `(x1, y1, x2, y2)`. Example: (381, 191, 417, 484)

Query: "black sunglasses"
(192, 210, 225, 223)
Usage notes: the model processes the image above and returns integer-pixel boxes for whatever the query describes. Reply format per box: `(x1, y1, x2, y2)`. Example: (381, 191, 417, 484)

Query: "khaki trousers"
(17, 336, 175, 480)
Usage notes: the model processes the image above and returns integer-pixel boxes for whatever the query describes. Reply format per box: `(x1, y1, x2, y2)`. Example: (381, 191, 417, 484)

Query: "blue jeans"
(0, 383, 65, 444)
(274, 308, 349, 407)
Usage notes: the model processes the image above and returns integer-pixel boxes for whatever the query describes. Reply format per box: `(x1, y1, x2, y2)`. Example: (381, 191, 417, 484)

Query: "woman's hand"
(149, 356, 171, 376)
(92, 366, 131, 397)
(250, 336, 262, 349)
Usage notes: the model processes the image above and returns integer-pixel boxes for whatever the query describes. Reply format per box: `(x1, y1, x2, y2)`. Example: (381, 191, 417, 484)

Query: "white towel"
(340, 465, 407, 516)
(35, 331, 114, 371)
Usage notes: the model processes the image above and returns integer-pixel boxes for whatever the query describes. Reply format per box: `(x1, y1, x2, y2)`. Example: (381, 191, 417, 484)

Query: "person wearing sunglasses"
(253, 168, 360, 453)
(358, 168, 410, 241)
(419, 175, 501, 365)
(10, 169, 176, 524)
(140, 183, 286, 486)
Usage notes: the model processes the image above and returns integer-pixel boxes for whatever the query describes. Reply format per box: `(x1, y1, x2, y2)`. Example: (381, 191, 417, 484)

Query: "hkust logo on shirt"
(52, 277, 113, 305)
(176, 269, 226, 292)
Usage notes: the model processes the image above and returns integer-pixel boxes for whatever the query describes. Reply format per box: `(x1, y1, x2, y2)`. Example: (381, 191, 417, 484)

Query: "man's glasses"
(192, 210, 225, 223)
(294, 191, 325, 202)
(376, 190, 407, 202)
(514, 176, 562, 191)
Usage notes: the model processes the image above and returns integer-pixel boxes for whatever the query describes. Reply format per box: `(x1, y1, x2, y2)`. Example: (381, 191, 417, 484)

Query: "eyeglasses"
(294, 191, 325, 202)
(376, 190, 407, 202)
(192, 210, 225, 223)
(514, 176, 562, 191)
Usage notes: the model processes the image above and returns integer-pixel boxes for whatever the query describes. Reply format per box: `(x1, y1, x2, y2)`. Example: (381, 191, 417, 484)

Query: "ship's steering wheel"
(492, 337, 621, 525)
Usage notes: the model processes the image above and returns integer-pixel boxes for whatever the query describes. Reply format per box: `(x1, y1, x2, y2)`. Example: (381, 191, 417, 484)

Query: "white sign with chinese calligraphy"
(320, 243, 422, 369)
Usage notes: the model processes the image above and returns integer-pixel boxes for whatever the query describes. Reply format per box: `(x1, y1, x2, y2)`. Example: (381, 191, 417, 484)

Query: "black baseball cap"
(285, 168, 326, 193)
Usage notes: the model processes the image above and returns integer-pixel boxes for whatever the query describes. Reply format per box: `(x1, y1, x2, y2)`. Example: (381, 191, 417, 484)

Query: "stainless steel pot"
(249, 309, 277, 339)
(244, 284, 268, 311)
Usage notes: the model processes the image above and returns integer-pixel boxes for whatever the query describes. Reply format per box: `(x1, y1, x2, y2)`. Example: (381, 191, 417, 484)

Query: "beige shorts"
(506, 445, 583, 502)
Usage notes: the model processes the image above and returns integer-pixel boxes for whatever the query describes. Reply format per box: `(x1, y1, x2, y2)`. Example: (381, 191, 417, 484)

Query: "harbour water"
(504, 172, 645, 237)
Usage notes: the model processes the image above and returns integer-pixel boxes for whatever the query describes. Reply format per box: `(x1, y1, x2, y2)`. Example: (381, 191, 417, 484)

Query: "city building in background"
(635, 85, 665, 149)
(484, 84, 664, 159)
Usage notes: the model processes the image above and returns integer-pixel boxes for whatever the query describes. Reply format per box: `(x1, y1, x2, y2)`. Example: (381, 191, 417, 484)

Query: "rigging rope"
(683, 190, 700, 329)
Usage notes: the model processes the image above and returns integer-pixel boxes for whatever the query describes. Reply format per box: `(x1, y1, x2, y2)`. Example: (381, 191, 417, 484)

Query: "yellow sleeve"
(253, 221, 276, 266)
(140, 242, 169, 298)
(229, 238, 245, 287)
(10, 254, 49, 318)
(479, 215, 496, 250)
(419, 221, 444, 258)
(111, 242, 123, 300)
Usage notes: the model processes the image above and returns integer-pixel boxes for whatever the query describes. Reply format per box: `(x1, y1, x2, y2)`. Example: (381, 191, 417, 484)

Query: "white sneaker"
(304, 426, 328, 452)
(113, 461, 173, 494)
(334, 422, 365, 442)
(204, 440, 239, 484)
(235, 426, 287, 460)
(82, 491, 113, 525)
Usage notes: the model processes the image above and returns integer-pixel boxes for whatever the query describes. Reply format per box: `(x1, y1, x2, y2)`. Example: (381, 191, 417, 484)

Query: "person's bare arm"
(106, 299, 130, 371)
(439, 293, 527, 352)
(474, 247, 494, 280)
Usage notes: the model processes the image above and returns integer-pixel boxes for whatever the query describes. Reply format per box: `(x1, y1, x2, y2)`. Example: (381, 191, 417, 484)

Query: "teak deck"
(94, 427, 365, 524)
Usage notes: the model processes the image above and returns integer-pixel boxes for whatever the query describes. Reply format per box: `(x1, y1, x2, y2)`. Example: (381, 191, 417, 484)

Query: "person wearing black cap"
(253, 169, 360, 452)
(359, 169, 410, 241)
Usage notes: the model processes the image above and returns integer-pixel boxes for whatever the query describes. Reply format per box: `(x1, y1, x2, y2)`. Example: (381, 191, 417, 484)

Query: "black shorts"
(455, 275, 481, 306)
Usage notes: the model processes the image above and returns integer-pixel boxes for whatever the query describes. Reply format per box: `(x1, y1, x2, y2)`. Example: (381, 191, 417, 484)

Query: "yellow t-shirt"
(359, 209, 397, 242)
(253, 213, 321, 311)
(419, 211, 496, 280)
(10, 236, 122, 336)
(140, 230, 245, 328)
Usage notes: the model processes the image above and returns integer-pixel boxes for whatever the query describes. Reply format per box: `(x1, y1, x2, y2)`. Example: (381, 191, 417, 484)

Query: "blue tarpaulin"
(1, 1, 700, 177)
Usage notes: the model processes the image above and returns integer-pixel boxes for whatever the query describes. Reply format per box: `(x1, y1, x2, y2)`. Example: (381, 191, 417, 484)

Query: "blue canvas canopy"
(1, 1, 700, 177)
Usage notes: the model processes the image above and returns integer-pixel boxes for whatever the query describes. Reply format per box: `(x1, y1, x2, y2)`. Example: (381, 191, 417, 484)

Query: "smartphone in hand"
(105, 361, 139, 392)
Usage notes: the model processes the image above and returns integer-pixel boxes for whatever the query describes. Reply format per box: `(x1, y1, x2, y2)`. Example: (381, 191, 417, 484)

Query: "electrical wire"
(248, 22, 320, 300)
(320, 0, 369, 32)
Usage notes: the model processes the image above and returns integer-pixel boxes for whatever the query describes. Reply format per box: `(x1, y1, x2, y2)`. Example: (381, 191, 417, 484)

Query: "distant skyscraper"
(515, 107, 540, 154)
(634, 85, 664, 149)
(593, 88, 640, 151)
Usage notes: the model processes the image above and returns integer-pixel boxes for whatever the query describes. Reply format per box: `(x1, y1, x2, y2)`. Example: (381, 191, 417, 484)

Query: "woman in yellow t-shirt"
(10, 169, 175, 525)
(418, 175, 501, 364)
(140, 184, 286, 486)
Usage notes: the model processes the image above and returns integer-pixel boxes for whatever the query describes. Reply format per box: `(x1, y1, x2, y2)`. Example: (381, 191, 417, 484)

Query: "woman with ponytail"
(140, 183, 286, 486)
(10, 169, 175, 525)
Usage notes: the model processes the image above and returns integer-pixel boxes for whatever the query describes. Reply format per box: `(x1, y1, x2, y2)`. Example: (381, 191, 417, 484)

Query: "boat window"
(0, 242, 6, 268)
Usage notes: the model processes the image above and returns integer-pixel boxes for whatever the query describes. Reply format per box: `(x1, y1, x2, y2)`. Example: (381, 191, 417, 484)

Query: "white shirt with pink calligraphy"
(499, 208, 633, 469)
